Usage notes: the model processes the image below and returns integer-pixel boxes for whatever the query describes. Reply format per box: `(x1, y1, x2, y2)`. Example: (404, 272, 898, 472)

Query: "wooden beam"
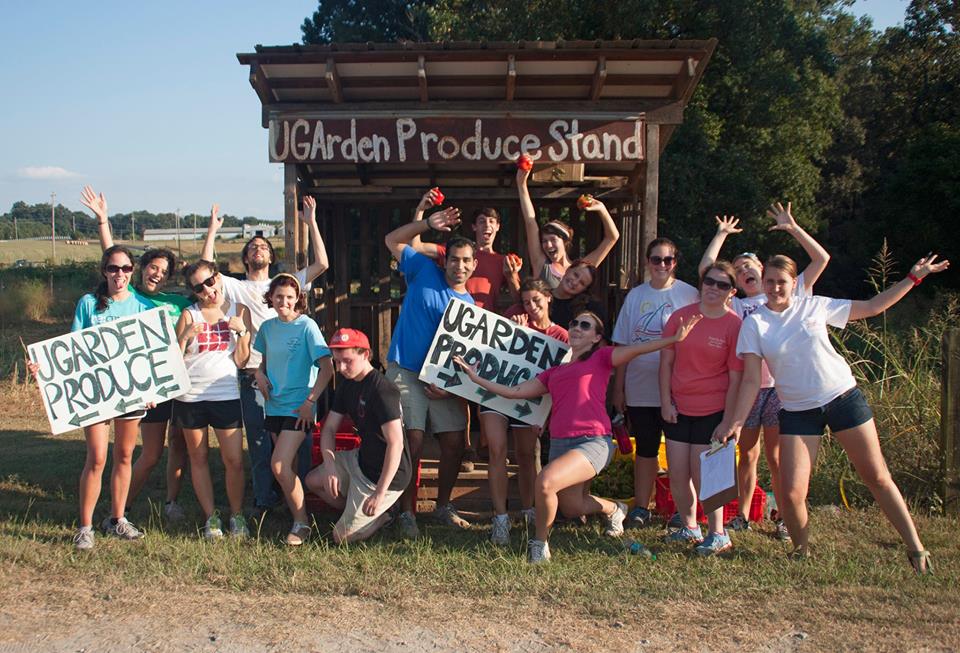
(303, 186, 636, 201)
(943, 328, 960, 514)
(505, 55, 516, 101)
(283, 163, 299, 270)
(325, 58, 343, 104)
(589, 57, 607, 101)
(640, 123, 660, 283)
(267, 73, 676, 89)
(417, 55, 429, 102)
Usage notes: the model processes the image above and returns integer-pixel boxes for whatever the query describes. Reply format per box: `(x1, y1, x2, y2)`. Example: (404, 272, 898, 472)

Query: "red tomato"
(431, 187, 445, 206)
(517, 154, 533, 171)
(577, 194, 593, 210)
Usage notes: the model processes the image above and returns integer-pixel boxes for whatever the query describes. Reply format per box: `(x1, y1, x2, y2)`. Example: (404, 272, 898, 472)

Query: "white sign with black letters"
(419, 299, 569, 427)
(29, 308, 191, 434)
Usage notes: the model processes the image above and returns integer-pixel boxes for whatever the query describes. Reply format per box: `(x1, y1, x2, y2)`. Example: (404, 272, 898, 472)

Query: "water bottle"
(628, 540, 655, 560)
(612, 413, 632, 455)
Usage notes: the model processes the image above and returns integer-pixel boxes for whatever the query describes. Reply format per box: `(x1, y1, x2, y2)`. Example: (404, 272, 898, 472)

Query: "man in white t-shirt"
(201, 197, 329, 513)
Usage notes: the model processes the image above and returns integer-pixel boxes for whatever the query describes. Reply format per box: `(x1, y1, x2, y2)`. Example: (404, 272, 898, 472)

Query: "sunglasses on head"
(105, 264, 134, 274)
(569, 318, 596, 331)
(648, 255, 676, 266)
(191, 273, 219, 294)
(702, 276, 734, 291)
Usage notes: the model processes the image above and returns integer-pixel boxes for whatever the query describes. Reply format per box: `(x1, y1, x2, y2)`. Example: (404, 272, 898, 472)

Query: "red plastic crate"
(655, 476, 766, 524)
(311, 417, 361, 466)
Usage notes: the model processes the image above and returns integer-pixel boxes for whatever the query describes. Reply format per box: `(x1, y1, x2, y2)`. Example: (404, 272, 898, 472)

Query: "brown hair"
(264, 273, 307, 312)
(181, 259, 219, 298)
(699, 260, 737, 290)
(519, 277, 551, 296)
(645, 237, 679, 260)
(95, 245, 135, 312)
(764, 255, 799, 279)
(540, 220, 574, 249)
(573, 310, 607, 362)
(472, 207, 500, 224)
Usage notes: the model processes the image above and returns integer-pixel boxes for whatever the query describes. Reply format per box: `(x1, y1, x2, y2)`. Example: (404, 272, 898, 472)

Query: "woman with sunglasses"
(611, 237, 699, 528)
(697, 202, 830, 540)
(660, 262, 743, 556)
(719, 253, 949, 573)
(63, 246, 155, 550)
(173, 261, 253, 539)
(81, 186, 192, 523)
(517, 166, 619, 289)
(455, 310, 699, 563)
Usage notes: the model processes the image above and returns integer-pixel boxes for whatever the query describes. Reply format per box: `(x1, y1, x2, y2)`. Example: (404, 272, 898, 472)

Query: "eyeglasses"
(105, 264, 134, 274)
(568, 319, 596, 331)
(702, 276, 734, 291)
(191, 273, 219, 294)
(648, 255, 676, 267)
(736, 252, 760, 262)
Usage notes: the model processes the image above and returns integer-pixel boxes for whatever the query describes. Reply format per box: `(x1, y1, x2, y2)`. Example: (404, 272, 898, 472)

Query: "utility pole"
(131, 214, 136, 242)
(175, 209, 182, 260)
(50, 192, 56, 262)
(13, 215, 17, 240)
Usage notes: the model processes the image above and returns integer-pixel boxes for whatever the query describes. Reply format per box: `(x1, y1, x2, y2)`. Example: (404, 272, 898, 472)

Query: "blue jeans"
(239, 372, 313, 508)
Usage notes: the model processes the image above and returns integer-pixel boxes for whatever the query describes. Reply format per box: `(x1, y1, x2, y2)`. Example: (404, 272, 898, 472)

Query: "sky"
(0, 1, 909, 221)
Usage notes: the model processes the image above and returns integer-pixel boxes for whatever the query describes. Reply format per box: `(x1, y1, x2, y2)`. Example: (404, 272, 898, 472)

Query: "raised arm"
(453, 355, 548, 400)
(517, 167, 546, 274)
(698, 215, 741, 276)
(767, 201, 830, 291)
(848, 254, 950, 321)
(80, 186, 114, 250)
(384, 206, 461, 260)
(610, 314, 701, 368)
(300, 195, 329, 284)
(580, 198, 621, 268)
(200, 204, 222, 262)
(410, 188, 445, 259)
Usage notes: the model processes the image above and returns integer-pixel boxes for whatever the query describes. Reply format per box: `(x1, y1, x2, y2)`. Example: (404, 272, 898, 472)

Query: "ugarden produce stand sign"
(28, 308, 191, 434)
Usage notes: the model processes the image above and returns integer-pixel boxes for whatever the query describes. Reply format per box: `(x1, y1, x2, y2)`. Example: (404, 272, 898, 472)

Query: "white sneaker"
(164, 501, 186, 522)
(490, 513, 511, 546)
(527, 538, 551, 564)
(397, 511, 420, 539)
(204, 513, 224, 539)
(433, 503, 470, 529)
(73, 527, 95, 551)
(229, 514, 250, 539)
(603, 501, 628, 537)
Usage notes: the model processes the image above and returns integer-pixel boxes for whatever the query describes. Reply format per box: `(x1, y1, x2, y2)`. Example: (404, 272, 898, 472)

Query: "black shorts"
(142, 400, 173, 424)
(264, 415, 309, 434)
(778, 386, 873, 436)
(172, 399, 242, 430)
(663, 411, 724, 446)
(626, 406, 664, 458)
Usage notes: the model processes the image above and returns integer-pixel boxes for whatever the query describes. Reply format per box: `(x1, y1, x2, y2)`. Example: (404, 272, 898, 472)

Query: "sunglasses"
(648, 255, 676, 266)
(191, 273, 219, 294)
(105, 264, 134, 274)
(568, 318, 596, 331)
(702, 276, 734, 291)
(736, 252, 760, 262)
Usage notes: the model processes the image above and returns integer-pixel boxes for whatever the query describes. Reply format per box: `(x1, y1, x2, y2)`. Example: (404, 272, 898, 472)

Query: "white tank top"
(180, 301, 240, 402)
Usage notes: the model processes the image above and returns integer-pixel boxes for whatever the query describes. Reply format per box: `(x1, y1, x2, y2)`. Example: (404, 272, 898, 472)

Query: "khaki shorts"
(386, 362, 467, 434)
(333, 448, 403, 537)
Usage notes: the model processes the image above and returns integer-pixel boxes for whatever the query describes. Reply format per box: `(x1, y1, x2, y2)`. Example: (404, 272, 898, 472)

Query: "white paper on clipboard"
(699, 442, 737, 512)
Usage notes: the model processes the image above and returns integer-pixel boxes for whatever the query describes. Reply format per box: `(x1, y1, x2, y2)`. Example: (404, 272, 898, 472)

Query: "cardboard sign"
(419, 299, 569, 426)
(28, 308, 191, 434)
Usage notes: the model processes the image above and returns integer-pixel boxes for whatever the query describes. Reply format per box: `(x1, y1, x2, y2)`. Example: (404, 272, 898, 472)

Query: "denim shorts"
(548, 435, 615, 475)
(778, 386, 873, 436)
(744, 388, 781, 429)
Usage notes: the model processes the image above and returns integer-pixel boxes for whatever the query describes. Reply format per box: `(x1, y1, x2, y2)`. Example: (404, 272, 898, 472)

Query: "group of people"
(43, 176, 947, 573)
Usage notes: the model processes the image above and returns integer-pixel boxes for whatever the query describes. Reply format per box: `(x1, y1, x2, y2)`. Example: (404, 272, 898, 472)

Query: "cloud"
(17, 166, 82, 180)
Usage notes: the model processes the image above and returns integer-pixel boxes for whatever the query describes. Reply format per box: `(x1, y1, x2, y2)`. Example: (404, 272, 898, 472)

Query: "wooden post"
(942, 328, 960, 515)
(640, 123, 660, 283)
(283, 163, 299, 271)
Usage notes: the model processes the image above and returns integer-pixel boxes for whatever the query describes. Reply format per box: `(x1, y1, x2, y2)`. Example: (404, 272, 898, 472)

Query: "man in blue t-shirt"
(384, 205, 476, 537)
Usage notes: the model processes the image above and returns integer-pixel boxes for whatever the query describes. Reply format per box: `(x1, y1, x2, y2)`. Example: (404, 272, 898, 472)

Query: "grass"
(0, 237, 282, 267)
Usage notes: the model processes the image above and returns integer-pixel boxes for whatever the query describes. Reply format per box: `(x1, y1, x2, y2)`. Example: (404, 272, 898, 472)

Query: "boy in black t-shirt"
(305, 329, 411, 543)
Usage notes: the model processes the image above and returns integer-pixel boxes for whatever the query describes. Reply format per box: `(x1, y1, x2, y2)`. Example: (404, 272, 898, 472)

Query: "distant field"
(0, 238, 284, 266)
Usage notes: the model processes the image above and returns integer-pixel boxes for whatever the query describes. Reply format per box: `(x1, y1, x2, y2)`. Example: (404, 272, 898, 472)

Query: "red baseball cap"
(329, 328, 371, 350)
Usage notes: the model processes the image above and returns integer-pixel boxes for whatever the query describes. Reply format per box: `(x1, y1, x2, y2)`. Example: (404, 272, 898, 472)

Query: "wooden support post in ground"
(942, 327, 960, 515)
(640, 123, 660, 283)
(283, 163, 298, 270)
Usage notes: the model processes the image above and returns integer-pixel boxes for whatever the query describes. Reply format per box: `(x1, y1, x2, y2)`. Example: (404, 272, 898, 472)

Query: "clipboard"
(699, 442, 738, 513)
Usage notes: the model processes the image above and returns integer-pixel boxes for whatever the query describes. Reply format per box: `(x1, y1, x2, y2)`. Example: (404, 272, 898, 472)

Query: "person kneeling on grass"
(454, 310, 700, 563)
(306, 329, 412, 544)
(253, 274, 333, 546)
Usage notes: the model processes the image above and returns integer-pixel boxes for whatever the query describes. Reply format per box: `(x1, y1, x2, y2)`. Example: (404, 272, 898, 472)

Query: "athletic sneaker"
(521, 507, 536, 528)
(396, 511, 420, 539)
(285, 522, 311, 546)
(164, 501, 186, 522)
(627, 507, 652, 528)
(100, 516, 144, 540)
(527, 539, 551, 564)
(434, 503, 470, 529)
(229, 514, 249, 539)
(490, 513, 511, 546)
(725, 515, 751, 532)
(73, 527, 95, 551)
(204, 513, 224, 539)
(775, 519, 791, 541)
(664, 525, 704, 544)
(603, 501, 628, 537)
(695, 531, 733, 557)
(666, 512, 683, 530)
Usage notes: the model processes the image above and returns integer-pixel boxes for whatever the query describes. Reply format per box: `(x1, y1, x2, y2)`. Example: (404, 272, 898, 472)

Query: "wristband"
(235, 328, 248, 337)
(907, 273, 922, 286)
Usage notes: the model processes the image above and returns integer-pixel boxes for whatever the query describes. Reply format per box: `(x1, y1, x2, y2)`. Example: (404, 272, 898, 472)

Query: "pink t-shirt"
(663, 303, 744, 416)
(537, 346, 613, 439)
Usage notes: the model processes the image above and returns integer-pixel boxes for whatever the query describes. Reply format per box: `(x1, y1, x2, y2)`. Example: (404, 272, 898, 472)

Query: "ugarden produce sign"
(269, 117, 645, 164)
(419, 299, 570, 427)
(28, 308, 190, 434)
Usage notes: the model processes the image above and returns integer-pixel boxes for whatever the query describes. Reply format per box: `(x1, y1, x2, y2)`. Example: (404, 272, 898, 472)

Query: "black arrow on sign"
(514, 402, 533, 418)
(435, 370, 463, 388)
(69, 411, 100, 427)
(475, 388, 497, 402)
(156, 385, 181, 398)
(115, 397, 144, 413)
(527, 395, 543, 405)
